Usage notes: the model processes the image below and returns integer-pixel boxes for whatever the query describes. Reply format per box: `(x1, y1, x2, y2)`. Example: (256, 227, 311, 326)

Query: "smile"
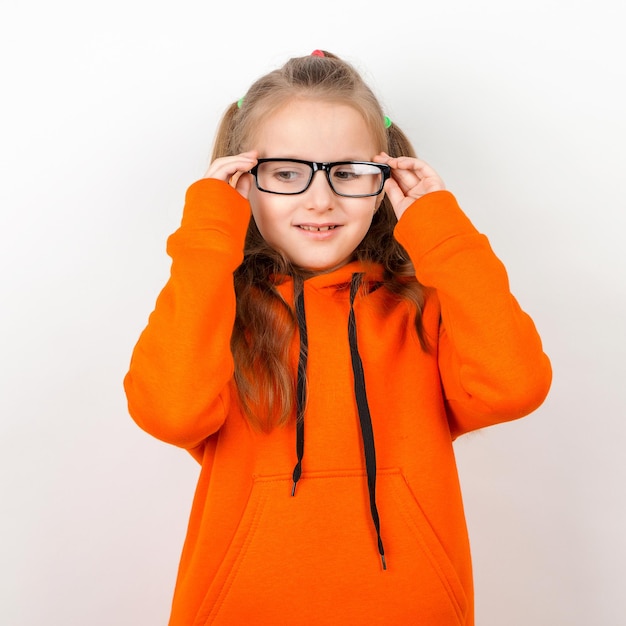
(298, 225, 339, 232)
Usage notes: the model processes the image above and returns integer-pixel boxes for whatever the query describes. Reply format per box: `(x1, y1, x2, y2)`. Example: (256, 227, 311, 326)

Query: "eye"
(274, 168, 303, 182)
(332, 163, 380, 182)
(333, 165, 361, 182)
(262, 162, 311, 185)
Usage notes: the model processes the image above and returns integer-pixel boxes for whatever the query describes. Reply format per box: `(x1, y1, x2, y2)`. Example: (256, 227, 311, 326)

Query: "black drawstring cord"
(349, 273, 387, 570)
(290, 274, 386, 570)
(292, 284, 308, 496)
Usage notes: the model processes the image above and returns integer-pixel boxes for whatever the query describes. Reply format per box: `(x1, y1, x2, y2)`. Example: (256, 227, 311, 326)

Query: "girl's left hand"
(373, 152, 446, 219)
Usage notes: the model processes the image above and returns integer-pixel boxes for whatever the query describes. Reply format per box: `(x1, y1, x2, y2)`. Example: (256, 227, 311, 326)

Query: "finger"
(235, 173, 253, 198)
(390, 166, 423, 197)
(206, 156, 257, 181)
(377, 153, 440, 178)
(372, 153, 416, 194)
(390, 157, 445, 188)
(382, 177, 407, 214)
(229, 170, 246, 186)
(375, 154, 424, 192)
(388, 157, 445, 194)
(395, 157, 441, 182)
(204, 151, 258, 181)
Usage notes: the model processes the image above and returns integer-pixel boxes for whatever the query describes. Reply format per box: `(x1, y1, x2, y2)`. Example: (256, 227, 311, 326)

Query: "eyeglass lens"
(255, 161, 384, 196)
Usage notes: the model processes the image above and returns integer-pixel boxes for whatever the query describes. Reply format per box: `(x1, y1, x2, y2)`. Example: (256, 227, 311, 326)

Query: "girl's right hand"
(203, 151, 258, 198)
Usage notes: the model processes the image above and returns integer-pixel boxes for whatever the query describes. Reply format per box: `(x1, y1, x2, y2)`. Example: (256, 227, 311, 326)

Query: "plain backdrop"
(1, 1, 624, 624)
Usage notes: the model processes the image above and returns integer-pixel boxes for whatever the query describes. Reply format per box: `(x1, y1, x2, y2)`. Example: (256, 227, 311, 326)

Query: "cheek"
(359, 200, 379, 224)
(354, 203, 378, 241)
(360, 216, 376, 240)
(250, 207, 269, 240)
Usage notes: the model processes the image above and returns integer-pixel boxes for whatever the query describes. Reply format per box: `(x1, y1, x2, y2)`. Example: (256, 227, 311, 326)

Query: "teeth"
(300, 225, 336, 232)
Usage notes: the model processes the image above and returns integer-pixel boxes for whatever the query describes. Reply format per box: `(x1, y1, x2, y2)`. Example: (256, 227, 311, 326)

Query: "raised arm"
(380, 154, 551, 437)
(123, 177, 252, 450)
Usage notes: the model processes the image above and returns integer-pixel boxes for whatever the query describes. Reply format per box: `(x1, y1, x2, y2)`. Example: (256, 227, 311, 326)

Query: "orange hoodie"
(124, 179, 551, 626)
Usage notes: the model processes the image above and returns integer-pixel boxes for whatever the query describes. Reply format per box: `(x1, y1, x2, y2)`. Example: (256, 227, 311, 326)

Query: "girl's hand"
(373, 152, 445, 219)
(203, 151, 258, 198)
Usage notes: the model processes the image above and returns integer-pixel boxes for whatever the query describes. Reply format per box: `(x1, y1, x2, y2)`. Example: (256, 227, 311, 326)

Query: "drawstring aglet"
(381, 553, 387, 571)
(291, 464, 302, 496)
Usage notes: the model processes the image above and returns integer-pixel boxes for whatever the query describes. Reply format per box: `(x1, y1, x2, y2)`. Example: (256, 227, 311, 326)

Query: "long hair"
(213, 52, 427, 430)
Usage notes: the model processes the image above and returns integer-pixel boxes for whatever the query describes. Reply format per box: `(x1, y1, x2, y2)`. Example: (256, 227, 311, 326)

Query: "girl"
(124, 51, 551, 625)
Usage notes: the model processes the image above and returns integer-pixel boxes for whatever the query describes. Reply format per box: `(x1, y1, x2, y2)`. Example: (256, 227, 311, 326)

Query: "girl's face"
(246, 99, 382, 273)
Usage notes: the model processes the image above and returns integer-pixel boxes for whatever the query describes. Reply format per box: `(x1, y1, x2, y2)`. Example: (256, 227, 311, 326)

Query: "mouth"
(297, 224, 340, 232)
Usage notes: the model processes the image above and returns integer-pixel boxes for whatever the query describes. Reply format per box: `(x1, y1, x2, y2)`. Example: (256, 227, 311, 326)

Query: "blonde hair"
(213, 51, 426, 430)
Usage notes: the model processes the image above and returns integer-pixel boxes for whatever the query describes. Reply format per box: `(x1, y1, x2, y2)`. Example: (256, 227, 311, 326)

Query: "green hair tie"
(384, 115, 392, 129)
(237, 97, 244, 109)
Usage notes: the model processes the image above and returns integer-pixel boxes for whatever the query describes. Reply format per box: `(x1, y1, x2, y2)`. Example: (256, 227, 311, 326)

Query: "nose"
(304, 170, 334, 210)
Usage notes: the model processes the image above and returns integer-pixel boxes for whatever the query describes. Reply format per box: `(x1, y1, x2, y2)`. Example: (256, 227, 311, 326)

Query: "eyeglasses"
(249, 158, 391, 198)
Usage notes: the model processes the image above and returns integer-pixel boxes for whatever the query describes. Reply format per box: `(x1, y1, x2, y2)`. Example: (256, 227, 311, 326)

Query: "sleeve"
(123, 179, 251, 449)
(394, 190, 552, 438)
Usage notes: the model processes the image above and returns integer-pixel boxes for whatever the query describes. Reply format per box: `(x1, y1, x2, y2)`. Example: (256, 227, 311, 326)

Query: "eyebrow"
(259, 156, 375, 162)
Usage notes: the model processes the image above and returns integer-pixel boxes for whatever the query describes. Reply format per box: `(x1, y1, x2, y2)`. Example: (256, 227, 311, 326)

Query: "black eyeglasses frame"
(248, 158, 391, 198)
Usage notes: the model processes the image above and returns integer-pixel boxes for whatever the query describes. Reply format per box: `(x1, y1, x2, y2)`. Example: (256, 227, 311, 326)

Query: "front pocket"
(195, 469, 468, 626)
(387, 471, 469, 622)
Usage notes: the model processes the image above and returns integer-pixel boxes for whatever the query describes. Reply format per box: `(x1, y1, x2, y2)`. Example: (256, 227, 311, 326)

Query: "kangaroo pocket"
(194, 468, 468, 626)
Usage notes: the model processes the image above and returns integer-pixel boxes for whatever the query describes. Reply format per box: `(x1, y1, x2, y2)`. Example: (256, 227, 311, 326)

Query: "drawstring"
(348, 273, 387, 570)
(289, 274, 386, 570)
(292, 284, 308, 496)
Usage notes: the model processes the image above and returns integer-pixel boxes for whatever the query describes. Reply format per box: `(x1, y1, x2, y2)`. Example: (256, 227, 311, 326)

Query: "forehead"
(250, 99, 379, 161)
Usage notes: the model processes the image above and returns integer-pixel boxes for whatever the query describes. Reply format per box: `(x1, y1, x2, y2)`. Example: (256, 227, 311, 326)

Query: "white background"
(1, 1, 624, 624)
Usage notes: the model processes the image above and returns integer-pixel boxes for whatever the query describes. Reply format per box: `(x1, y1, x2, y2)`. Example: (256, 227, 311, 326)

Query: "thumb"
(235, 172, 253, 199)
(383, 178, 410, 218)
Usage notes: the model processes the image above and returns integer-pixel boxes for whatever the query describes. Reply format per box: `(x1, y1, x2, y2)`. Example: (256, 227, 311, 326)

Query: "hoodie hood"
(296, 260, 385, 291)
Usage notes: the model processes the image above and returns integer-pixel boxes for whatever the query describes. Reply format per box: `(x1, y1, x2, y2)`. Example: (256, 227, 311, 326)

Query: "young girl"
(124, 50, 551, 625)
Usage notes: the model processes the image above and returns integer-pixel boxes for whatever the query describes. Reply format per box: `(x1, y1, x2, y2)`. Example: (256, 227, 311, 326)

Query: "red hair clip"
(311, 50, 325, 57)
